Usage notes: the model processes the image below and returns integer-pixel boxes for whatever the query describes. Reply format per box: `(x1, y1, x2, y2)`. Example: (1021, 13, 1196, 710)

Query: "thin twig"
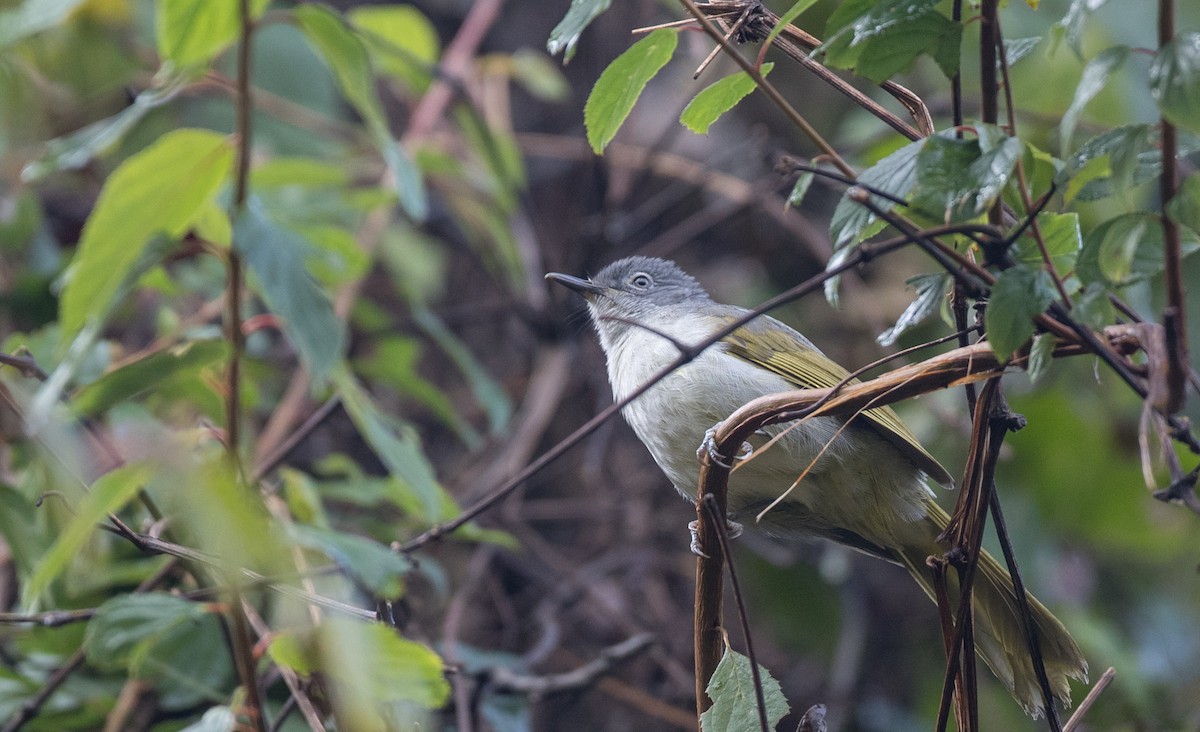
(487, 634, 656, 694)
(252, 396, 341, 483)
(989, 428, 1063, 728)
(676, 0, 855, 177)
(1062, 667, 1116, 732)
(701, 494, 768, 732)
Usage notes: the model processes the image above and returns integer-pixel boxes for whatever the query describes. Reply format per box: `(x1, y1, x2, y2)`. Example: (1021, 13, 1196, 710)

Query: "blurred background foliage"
(0, 0, 1199, 730)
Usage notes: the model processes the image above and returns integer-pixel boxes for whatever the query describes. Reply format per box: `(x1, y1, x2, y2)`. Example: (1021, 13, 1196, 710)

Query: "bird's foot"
(688, 518, 745, 557)
(696, 423, 754, 468)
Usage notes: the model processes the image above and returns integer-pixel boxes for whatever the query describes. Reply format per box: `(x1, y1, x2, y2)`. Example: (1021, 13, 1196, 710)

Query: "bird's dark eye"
(628, 272, 653, 289)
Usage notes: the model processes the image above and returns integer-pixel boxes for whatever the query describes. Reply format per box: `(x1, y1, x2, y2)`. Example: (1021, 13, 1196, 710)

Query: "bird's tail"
(895, 505, 1089, 717)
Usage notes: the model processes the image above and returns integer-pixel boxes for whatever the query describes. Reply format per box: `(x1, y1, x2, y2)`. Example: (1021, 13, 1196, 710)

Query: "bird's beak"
(545, 272, 606, 298)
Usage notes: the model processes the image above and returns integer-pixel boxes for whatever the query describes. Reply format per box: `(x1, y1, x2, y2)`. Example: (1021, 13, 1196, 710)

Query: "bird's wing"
(719, 317, 954, 486)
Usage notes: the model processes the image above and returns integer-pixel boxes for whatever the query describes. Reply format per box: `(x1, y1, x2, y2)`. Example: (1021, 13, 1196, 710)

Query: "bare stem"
(1158, 0, 1188, 413)
(677, 0, 855, 177)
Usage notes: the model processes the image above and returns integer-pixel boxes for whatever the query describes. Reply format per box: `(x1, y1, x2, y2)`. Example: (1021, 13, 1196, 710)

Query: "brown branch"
(486, 633, 655, 695)
(692, 463, 728, 716)
(693, 327, 1142, 721)
(1063, 667, 1117, 732)
(706, 327, 1141, 439)
(676, 0, 855, 177)
(699, 494, 768, 731)
(989, 483, 1063, 728)
(1158, 0, 1188, 413)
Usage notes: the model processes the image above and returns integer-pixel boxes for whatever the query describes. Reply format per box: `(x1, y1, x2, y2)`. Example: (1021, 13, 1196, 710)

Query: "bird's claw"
(696, 423, 754, 469)
(688, 518, 745, 557)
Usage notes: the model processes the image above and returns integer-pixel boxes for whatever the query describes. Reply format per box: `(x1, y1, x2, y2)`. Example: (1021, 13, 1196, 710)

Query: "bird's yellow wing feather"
(720, 319, 953, 485)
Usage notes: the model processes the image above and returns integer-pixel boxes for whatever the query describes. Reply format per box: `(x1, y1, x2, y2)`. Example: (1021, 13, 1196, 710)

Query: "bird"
(545, 255, 1088, 717)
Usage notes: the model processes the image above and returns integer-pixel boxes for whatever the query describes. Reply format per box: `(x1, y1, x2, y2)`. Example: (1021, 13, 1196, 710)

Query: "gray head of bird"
(545, 256, 712, 338)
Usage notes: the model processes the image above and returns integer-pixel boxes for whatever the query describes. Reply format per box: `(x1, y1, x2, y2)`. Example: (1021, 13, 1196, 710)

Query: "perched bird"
(546, 255, 1087, 716)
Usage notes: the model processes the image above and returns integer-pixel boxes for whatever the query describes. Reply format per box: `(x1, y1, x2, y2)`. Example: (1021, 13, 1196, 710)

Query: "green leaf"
(273, 618, 449, 721)
(289, 524, 412, 601)
(584, 29, 678, 154)
(1014, 212, 1081, 275)
(278, 468, 329, 528)
(24, 463, 153, 606)
(511, 49, 571, 102)
(1060, 46, 1130, 154)
(332, 366, 446, 522)
(1077, 212, 1200, 285)
(156, 0, 270, 68)
(830, 137, 926, 248)
(0, 0, 87, 47)
(60, 129, 233, 346)
(1166, 173, 1200, 233)
(1074, 282, 1116, 331)
(1052, 0, 1110, 58)
(71, 340, 228, 417)
(178, 707, 237, 732)
(878, 273, 950, 346)
(1003, 37, 1043, 70)
(785, 169, 815, 211)
(348, 4, 440, 92)
(700, 648, 789, 732)
(547, 0, 612, 61)
(1150, 32, 1200, 136)
(354, 336, 482, 448)
(986, 264, 1058, 360)
(412, 306, 511, 436)
(233, 203, 347, 384)
(136, 614, 232, 710)
(1063, 124, 1155, 202)
(820, 0, 961, 83)
(1027, 334, 1057, 384)
(296, 4, 427, 220)
(1063, 154, 1112, 205)
(21, 68, 194, 182)
(250, 157, 350, 188)
(84, 593, 210, 669)
(911, 128, 1021, 222)
(0, 485, 43, 577)
(680, 63, 774, 135)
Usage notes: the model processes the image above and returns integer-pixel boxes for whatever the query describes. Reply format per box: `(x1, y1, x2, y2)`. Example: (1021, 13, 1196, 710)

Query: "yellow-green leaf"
(59, 129, 233, 346)
(680, 63, 773, 135)
(348, 4, 440, 92)
(24, 462, 153, 607)
(155, 0, 270, 68)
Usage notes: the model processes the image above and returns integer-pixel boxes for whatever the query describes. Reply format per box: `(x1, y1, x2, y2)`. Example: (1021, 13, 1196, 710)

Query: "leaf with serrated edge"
(986, 264, 1057, 360)
(84, 593, 210, 669)
(60, 129, 233, 346)
(681, 64, 774, 135)
(547, 0, 612, 61)
(1150, 32, 1200, 136)
(1060, 46, 1130, 154)
(24, 463, 153, 607)
(233, 204, 347, 384)
(585, 29, 677, 153)
(700, 648, 789, 732)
